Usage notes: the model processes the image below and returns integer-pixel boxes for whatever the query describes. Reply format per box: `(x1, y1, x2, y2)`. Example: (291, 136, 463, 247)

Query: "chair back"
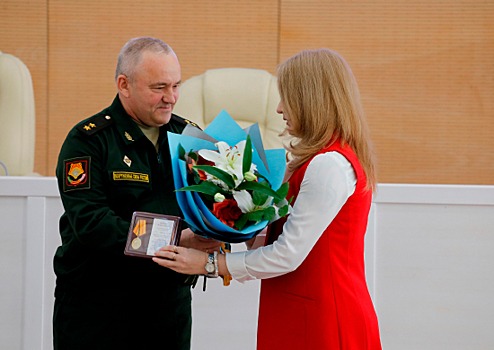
(0, 51, 35, 176)
(174, 68, 285, 149)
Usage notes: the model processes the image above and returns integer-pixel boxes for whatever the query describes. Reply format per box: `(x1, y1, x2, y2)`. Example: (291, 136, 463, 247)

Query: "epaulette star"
(184, 119, 199, 128)
(77, 115, 113, 135)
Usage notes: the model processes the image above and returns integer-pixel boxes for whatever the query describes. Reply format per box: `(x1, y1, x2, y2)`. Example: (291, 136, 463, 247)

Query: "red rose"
(197, 156, 214, 166)
(212, 199, 242, 228)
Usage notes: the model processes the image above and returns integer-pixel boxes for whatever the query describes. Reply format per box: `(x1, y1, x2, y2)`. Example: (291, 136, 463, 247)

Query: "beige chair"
(0, 51, 36, 176)
(173, 68, 285, 149)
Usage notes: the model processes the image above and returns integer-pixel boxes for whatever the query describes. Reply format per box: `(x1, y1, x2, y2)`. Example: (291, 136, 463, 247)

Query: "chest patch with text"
(112, 171, 150, 183)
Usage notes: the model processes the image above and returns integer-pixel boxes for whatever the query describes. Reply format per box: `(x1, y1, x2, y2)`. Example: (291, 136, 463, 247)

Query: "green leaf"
(245, 210, 265, 223)
(274, 183, 289, 204)
(252, 190, 269, 206)
(277, 204, 289, 218)
(192, 170, 202, 185)
(262, 206, 276, 221)
(235, 215, 249, 230)
(178, 144, 186, 160)
(242, 135, 252, 175)
(187, 151, 198, 162)
(193, 165, 236, 189)
(176, 181, 225, 196)
(236, 181, 280, 200)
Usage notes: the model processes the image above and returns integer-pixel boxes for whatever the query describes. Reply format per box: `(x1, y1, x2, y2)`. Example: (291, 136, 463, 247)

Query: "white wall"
(0, 177, 493, 350)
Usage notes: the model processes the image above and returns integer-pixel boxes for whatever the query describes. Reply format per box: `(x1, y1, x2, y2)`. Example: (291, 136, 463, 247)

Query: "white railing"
(1, 176, 493, 349)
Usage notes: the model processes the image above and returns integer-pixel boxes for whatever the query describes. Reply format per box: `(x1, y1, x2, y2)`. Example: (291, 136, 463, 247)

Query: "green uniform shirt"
(54, 95, 198, 298)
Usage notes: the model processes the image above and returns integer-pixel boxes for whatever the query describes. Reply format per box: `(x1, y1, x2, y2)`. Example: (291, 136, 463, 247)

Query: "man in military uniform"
(53, 37, 220, 350)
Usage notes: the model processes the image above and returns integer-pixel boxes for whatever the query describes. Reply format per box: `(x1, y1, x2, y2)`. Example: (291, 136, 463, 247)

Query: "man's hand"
(179, 228, 222, 252)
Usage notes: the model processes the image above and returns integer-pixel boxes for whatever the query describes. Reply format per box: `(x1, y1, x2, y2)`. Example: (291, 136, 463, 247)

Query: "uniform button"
(105, 115, 111, 120)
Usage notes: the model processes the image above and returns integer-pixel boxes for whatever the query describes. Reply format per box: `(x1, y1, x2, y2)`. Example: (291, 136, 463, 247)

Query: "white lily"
(199, 140, 249, 187)
(233, 190, 272, 214)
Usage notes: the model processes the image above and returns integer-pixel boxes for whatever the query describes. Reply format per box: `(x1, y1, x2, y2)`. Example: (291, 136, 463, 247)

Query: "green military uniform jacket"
(53, 96, 198, 349)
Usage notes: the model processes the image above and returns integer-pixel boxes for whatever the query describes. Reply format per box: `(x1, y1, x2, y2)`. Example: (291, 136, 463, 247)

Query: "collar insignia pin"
(125, 132, 134, 141)
(123, 155, 132, 167)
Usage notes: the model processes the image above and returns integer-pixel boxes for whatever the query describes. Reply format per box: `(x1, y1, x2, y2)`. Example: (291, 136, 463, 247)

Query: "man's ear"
(117, 74, 130, 97)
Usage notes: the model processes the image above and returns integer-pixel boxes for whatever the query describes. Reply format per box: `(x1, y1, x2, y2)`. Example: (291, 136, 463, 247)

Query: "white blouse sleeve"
(226, 151, 357, 283)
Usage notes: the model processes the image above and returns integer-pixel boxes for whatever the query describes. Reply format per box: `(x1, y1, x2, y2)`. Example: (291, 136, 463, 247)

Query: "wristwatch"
(204, 252, 219, 278)
(205, 253, 215, 275)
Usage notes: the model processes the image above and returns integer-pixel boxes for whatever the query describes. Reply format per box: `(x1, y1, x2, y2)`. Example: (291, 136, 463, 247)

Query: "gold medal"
(131, 237, 142, 250)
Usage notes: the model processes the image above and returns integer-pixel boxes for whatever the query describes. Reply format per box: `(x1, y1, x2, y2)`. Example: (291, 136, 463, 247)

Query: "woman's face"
(276, 99, 295, 135)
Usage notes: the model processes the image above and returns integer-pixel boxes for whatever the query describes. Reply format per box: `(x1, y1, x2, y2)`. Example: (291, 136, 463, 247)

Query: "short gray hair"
(115, 37, 174, 81)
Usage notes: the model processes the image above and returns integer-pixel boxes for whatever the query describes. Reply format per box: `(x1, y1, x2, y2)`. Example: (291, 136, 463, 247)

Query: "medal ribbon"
(132, 219, 146, 237)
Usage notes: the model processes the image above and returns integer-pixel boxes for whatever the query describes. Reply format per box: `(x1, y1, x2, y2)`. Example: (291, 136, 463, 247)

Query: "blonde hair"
(277, 48, 377, 191)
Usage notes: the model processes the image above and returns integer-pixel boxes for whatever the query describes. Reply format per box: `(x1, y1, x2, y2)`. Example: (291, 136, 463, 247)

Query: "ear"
(117, 74, 130, 98)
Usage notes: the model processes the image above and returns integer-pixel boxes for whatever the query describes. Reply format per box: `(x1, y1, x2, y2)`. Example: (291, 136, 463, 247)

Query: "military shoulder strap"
(76, 114, 114, 136)
(171, 114, 202, 130)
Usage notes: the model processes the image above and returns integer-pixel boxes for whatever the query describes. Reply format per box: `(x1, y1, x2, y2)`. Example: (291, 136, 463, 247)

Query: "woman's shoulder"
(310, 151, 351, 169)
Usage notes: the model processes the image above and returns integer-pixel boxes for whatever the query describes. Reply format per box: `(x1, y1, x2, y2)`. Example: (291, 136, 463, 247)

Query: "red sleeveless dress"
(257, 141, 381, 350)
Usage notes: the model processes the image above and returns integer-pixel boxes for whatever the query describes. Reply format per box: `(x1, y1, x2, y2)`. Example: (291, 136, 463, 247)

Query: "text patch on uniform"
(113, 171, 150, 183)
(63, 156, 91, 192)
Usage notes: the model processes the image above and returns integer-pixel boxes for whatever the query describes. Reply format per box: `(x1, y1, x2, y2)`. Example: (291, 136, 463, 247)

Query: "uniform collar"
(108, 95, 150, 145)
(108, 95, 181, 146)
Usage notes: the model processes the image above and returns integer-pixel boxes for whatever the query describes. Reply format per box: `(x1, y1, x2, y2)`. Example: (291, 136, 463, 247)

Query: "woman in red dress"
(155, 48, 382, 349)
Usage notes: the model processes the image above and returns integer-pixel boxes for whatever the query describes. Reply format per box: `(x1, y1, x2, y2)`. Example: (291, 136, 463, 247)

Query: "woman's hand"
(153, 245, 208, 275)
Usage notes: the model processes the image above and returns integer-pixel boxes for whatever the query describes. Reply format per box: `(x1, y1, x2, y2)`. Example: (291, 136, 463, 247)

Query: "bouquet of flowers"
(168, 110, 289, 243)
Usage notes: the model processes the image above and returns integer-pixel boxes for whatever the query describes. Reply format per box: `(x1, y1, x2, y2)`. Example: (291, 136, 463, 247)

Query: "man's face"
(122, 51, 181, 127)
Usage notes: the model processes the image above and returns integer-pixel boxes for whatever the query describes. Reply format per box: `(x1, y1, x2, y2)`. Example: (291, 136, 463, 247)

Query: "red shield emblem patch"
(63, 157, 91, 191)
